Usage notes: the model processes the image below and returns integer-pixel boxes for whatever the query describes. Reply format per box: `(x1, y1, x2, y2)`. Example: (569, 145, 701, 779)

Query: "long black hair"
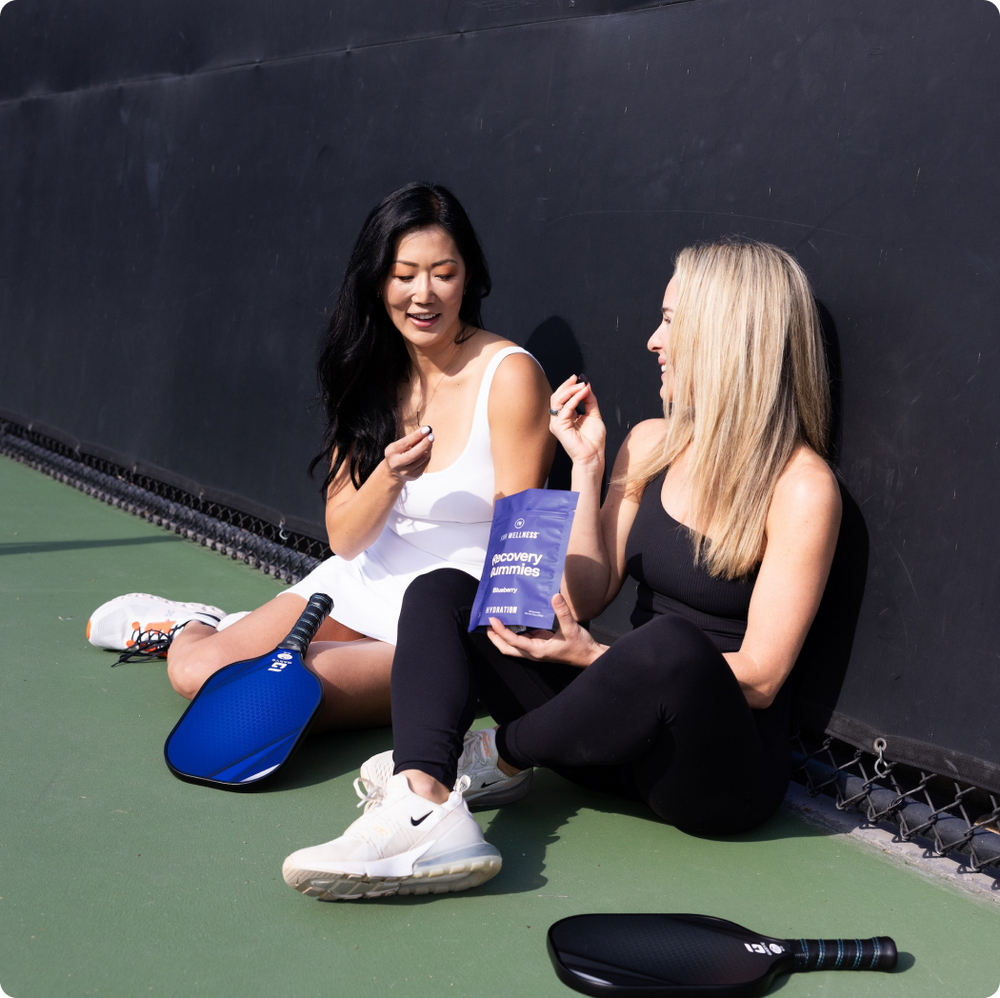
(309, 182, 492, 496)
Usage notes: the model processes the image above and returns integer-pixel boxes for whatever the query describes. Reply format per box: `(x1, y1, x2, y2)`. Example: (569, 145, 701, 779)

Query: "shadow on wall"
(525, 316, 586, 492)
(792, 481, 870, 732)
(818, 300, 844, 466)
(792, 301, 869, 733)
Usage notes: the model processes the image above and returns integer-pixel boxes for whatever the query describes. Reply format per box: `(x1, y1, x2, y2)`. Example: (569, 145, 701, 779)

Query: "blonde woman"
(281, 240, 842, 900)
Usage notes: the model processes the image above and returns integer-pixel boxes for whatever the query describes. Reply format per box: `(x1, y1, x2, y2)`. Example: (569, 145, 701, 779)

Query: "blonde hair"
(627, 240, 831, 579)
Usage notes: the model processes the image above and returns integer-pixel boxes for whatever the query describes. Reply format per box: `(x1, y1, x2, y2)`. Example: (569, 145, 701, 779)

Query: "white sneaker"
(216, 611, 250, 632)
(358, 728, 533, 811)
(282, 773, 502, 900)
(86, 593, 225, 652)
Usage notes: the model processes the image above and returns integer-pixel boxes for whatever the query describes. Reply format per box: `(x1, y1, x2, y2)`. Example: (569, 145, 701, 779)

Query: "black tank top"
(624, 471, 759, 653)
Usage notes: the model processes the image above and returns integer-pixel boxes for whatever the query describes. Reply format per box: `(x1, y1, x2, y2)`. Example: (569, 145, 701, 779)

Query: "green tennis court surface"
(2, 453, 998, 998)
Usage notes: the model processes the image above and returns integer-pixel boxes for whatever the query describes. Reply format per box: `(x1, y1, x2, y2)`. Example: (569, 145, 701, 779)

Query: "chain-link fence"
(792, 727, 1000, 882)
(0, 418, 328, 584)
(4, 415, 999, 883)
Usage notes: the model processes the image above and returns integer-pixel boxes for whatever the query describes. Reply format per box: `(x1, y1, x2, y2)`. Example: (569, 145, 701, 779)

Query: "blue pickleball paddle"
(164, 593, 332, 788)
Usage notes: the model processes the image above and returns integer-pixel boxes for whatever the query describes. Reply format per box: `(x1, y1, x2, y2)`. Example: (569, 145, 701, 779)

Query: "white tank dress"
(281, 346, 533, 645)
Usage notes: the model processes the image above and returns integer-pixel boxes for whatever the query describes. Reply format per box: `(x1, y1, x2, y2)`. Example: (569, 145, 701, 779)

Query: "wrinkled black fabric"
(391, 568, 791, 835)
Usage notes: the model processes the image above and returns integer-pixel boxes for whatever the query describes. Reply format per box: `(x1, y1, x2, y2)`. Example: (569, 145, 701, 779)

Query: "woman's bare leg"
(167, 594, 309, 696)
(305, 639, 393, 731)
(165, 593, 393, 729)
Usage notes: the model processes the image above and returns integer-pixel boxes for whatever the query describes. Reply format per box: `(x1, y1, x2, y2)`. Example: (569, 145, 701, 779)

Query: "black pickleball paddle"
(164, 592, 332, 788)
(547, 913, 897, 997)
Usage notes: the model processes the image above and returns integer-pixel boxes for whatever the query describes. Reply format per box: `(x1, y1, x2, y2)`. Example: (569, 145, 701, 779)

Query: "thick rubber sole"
(465, 767, 533, 809)
(283, 843, 502, 901)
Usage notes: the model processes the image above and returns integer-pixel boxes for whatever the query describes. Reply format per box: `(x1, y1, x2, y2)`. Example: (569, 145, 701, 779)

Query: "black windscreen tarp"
(2, 0, 999, 788)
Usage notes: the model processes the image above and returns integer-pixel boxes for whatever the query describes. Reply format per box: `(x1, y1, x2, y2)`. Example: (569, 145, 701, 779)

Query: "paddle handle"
(792, 936, 897, 972)
(278, 593, 333, 654)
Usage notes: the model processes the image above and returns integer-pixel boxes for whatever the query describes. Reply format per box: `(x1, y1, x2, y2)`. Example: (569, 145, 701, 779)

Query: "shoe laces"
(113, 623, 183, 666)
(457, 729, 489, 772)
(353, 776, 385, 813)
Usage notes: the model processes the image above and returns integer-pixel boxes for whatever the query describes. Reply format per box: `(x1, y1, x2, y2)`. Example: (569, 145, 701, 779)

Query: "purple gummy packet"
(468, 489, 579, 633)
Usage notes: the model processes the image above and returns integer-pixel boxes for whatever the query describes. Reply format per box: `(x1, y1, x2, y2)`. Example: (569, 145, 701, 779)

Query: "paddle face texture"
(164, 593, 331, 788)
(164, 648, 323, 786)
(547, 914, 793, 997)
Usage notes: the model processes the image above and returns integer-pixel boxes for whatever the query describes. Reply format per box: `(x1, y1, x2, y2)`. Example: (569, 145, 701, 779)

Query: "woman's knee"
(165, 630, 228, 699)
(405, 568, 478, 606)
(165, 651, 202, 700)
(637, 611, 716, 648)
(608, 613, 723, 691)
(398, 569, 479, 631)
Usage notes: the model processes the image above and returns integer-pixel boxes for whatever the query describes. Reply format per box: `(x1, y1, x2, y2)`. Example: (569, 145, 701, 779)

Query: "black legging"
(391, 569, 791, 835)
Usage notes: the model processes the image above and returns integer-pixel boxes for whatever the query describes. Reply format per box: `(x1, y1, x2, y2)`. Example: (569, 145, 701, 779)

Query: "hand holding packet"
(468, 489, 579, 633)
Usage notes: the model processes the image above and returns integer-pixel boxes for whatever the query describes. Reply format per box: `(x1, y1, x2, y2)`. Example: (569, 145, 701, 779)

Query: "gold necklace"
(411, 337, 464, 428)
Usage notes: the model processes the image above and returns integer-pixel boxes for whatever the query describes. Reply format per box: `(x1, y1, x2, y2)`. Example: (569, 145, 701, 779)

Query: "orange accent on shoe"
(125, 619, 176, 653)
(86, 619, 92, 640)
(143, 619, 177, 634)
(125, 621, 142, 648)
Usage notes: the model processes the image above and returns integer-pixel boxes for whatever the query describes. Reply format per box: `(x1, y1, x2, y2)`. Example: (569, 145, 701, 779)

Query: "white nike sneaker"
(86, 593, 225, 652)
(282, 774, 502, 900)
(358, 727, 533, 811)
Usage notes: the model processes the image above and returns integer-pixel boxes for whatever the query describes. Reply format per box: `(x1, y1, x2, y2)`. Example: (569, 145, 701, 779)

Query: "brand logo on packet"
(469, 489, 579, 633)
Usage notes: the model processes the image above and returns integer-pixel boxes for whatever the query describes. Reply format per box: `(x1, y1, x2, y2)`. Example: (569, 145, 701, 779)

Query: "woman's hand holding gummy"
(383, 425, 435, 483)
(548, 374, 605, 467)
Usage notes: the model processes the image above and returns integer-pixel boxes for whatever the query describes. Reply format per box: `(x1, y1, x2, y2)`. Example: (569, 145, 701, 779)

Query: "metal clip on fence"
(790, 725, 1000, 882)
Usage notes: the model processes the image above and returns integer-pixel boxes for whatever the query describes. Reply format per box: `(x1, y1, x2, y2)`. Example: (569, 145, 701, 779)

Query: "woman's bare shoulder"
(619, 418, 667, 464)
(483, 334, 550, 429)
(466, 331, 536, 368)
(468, 329, 517, 354)
(480, 336, 549, 390)
(603, 418, 666, 494)
(769, 444, 842, 527)
(483, 335, 555, 489)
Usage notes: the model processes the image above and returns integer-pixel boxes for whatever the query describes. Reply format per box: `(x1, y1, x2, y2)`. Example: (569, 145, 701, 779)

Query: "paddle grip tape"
(278, 593, 333, 654)
(793, 937, 897, 972)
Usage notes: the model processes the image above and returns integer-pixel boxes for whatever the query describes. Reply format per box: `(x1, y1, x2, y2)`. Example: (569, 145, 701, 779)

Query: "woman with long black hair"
(281, 239, 842, 900)
(86, 183, 555, 729)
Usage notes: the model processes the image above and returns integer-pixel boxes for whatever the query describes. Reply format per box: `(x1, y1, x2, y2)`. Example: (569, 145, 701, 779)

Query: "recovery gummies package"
(468, 489, 579, 633)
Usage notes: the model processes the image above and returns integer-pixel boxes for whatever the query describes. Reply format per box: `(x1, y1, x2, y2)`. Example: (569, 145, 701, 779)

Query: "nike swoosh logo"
(480, 779, 506, 788)
(410, 812, 432, 826)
